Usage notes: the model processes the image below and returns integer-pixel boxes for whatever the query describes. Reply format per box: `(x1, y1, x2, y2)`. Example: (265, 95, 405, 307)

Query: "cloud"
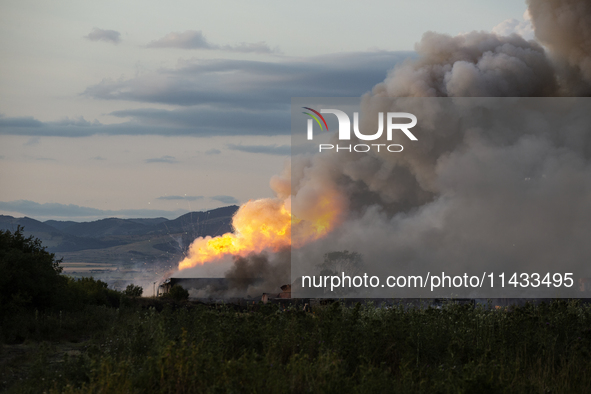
(85, 28, 121, 44)
(147, 30, 277, 53)
(227, 143, 290, 155)
(145, 155, 178, 163)
(0, 111, 286, 137)
(157, 195, 203, 201)
(92, 156, 106, 160)
(158, 195, 238, 205)
(0, 116, 44, 127)
(0, 51, 413, 137)
(222, 42, 277, 54)
(205, 149, 221, 155)
(147, 30, 212, 49)
(54, 116, 100, 127)
(211, 195, 239, 204)
(24, 136, 40, 146)
(83, 51, 414, 109)
(109, 107, 289, 134)
(0, 115, 107, 137)
(0, 200, 189, 220)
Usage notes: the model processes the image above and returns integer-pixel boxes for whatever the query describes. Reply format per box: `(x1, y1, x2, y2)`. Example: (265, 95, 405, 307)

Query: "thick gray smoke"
(177, 250, 291, 299)
(528, 0, 591, 95)
(225, 249, 291, 297)
(289, 0, 591, 297)
(373, 0, 591, 98)
(375, 31, 557, 97)
(187, 0, 591, 298)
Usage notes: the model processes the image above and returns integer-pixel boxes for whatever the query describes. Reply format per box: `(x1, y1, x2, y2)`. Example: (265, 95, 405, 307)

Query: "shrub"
(166, 285, 189, 301)
(64, 277, 121, 308)
(0, 226, 66, 316)
(124, 284, 143, 298)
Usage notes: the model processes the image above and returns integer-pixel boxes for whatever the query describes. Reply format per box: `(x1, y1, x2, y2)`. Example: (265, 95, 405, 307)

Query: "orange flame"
(178, 188, 345, 270)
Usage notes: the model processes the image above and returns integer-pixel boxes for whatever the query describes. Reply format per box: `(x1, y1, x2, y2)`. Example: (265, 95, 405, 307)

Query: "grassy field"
(1, 298, 590, 393)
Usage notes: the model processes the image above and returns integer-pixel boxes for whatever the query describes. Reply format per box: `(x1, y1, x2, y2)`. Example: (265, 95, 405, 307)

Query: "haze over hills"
(0, 206, 239, 270)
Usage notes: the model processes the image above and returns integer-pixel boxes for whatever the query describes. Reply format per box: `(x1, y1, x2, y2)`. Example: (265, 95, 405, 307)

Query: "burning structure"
(167, 0, 591, 300)
(158, 278, 228, 296)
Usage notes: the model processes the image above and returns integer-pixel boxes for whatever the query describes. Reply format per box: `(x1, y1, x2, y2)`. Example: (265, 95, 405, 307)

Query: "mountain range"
(0, 206, 239, 266)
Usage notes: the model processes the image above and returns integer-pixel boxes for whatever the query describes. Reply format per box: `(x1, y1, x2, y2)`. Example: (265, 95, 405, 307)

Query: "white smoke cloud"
(492, 11, 535, 40)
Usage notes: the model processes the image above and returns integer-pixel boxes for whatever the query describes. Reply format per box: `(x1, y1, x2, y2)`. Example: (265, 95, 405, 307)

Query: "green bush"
(0, 226, 66, 316)
(165, 285, 189, 301)
(64, 277, 121, 309)
(123, 284, 143, 298)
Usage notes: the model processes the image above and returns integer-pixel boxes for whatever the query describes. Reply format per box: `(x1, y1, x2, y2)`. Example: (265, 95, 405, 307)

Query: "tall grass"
(2, 300, 590, 393)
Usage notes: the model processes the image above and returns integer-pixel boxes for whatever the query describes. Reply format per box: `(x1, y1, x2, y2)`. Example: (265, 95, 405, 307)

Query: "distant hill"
(0, 205, 239, 254)
(44, 220, 79, 232)
(55, 217, 155, 238)
(0, 215, 63, 234)
(45, 217, 171, 237)
(152, 205, 238, 235)
(127, 218, 169, 226)
(0, 215, 126, 252)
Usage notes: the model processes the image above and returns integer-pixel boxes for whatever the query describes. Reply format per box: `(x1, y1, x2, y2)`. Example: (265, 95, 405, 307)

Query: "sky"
(0, 0, 530, 221)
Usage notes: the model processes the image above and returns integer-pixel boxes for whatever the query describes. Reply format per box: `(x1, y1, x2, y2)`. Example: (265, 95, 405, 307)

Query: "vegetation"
(0, 226, 65, 316)
(1, 300, 590, 393)
(0, 227, 123, 321)
(1, 228, 590, 393)
(163, 284, 190, 302)
(124, 284, 143, 298)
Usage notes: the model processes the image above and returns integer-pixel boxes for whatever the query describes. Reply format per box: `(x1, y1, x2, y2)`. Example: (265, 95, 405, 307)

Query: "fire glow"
(178, 188, 345, 270)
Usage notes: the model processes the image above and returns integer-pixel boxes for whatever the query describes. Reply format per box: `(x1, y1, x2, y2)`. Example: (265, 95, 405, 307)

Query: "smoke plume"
(289, 0, 591, 297)
(375, 31, 557, 98)
(528, 0, 591, 95)
(179, 0, 591, 298)
(225, 249, 291, 297)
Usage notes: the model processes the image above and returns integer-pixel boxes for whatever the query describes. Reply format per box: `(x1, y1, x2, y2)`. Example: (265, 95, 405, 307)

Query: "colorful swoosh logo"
(302, 107, 329, 131)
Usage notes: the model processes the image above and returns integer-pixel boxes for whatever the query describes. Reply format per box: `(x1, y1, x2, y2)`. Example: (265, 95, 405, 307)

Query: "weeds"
(1, 300, 590, 393)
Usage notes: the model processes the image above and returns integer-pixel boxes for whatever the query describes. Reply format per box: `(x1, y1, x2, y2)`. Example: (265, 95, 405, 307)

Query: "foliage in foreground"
(1, 300, 590, 393)
(0, 227, 132, 321)
(161, 284, 189, 301)
(0, 226, 65, 314)
(123, 284, 143, 298)
(2, 227, 590, 392)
